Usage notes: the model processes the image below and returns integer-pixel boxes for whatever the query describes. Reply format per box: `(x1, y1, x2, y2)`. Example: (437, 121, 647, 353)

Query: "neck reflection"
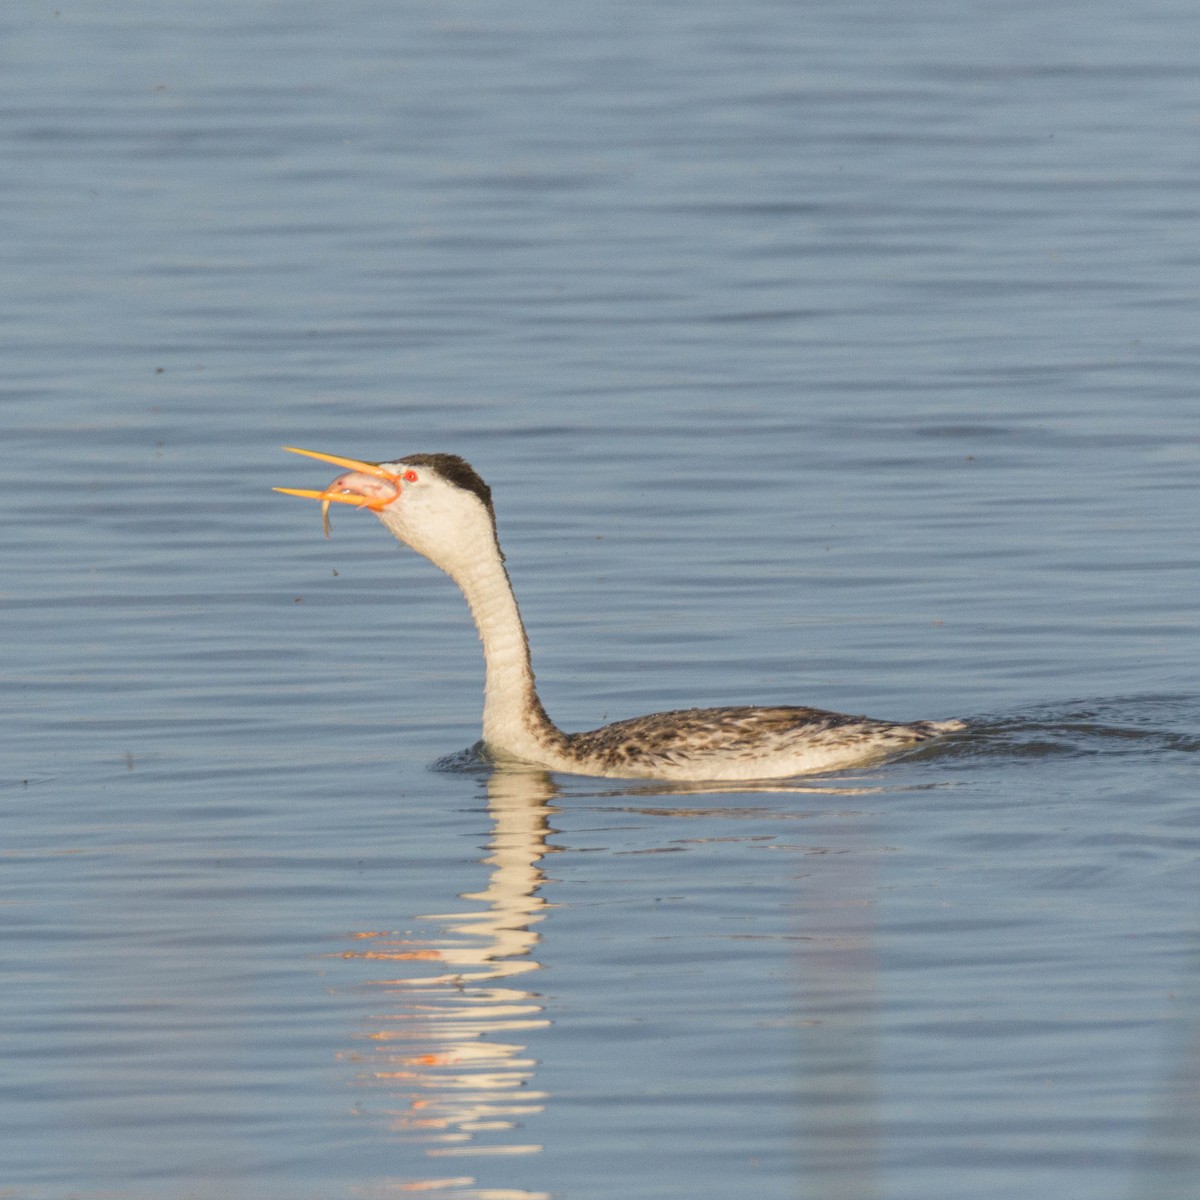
(341, 767, 558, 1195)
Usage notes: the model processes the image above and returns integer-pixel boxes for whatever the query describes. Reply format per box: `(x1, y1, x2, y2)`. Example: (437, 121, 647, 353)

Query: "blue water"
(2, 2, 1199, 1198)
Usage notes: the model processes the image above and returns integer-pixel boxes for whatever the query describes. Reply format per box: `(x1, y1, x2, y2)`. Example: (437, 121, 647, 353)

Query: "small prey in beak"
(273, 446, 403, 537)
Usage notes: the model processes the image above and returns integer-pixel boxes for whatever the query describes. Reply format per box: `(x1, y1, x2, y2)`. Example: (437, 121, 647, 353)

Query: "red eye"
(402, 470, 418, 483)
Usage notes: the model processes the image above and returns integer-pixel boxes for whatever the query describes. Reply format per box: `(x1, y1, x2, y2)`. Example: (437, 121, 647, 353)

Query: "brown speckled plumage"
(561, 705, 954, 778)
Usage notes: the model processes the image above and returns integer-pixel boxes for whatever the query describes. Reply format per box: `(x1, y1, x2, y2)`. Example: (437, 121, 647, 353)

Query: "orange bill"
(279, 445, 400, 480)
(274, 447, 404, 537)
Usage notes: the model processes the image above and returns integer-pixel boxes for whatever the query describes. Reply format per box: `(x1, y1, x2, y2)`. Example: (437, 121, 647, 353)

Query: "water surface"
(2, 2, 1199, 1198)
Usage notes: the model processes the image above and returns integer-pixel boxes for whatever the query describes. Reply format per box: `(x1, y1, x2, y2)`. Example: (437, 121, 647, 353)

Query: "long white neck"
(440, 537, 564, 759)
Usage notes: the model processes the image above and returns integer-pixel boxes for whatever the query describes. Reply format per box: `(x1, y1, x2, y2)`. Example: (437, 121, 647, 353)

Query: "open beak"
(274, 446, 403, 537)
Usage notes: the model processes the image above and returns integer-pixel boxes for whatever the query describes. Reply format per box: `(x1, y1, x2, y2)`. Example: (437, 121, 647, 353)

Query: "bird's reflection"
(337, 764, 894, 1199)
(339, 766, 558, 1199)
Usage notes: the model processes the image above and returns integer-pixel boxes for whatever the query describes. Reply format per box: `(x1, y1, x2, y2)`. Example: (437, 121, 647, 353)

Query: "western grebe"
(276, 447, 961, 782)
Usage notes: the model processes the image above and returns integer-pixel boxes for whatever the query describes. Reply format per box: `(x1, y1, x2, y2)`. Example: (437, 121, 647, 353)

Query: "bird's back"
(562, 705, 961, 782)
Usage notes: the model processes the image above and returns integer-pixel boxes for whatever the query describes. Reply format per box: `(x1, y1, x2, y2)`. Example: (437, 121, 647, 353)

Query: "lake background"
(2, 2, 1198, 1198)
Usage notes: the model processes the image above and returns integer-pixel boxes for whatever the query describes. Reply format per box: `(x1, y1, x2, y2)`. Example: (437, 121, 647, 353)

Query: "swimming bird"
(276, 447, 962, 782)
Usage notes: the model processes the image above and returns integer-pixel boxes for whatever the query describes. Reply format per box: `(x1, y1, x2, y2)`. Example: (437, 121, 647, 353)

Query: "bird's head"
(275, 447, 500, 573)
